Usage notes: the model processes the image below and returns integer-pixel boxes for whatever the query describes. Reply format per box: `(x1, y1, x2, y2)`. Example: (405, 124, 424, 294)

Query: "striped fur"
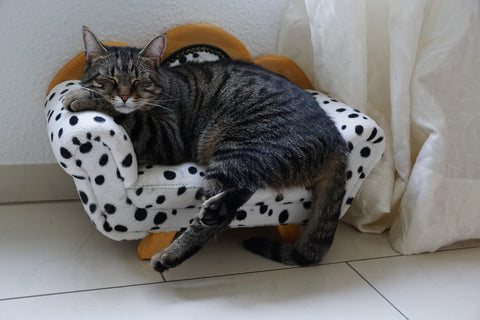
(65, 27, 348, 271)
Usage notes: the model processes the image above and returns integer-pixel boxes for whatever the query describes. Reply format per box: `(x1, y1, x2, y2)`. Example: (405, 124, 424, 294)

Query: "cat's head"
(80, 26, 166, 114)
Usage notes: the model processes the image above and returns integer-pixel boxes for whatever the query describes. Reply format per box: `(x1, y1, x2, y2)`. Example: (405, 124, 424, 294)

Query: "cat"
(63, 26, 348, 272)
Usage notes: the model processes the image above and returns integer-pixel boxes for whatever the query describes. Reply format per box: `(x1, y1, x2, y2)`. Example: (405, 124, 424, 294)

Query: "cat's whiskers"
(143, 102, 175, 112)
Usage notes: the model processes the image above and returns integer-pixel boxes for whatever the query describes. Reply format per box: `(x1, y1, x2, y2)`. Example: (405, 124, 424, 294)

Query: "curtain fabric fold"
(278, 0, 480, 254)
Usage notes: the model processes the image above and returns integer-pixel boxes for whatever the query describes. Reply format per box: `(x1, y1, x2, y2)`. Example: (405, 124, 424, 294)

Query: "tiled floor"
(1, 201, 479, 319)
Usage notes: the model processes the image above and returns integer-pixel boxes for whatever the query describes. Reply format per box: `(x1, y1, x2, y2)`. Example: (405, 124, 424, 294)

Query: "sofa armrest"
(45, 81, 138, 188)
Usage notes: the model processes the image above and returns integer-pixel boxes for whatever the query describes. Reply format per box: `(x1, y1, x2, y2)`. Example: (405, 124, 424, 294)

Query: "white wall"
(0, 0, 288, 165)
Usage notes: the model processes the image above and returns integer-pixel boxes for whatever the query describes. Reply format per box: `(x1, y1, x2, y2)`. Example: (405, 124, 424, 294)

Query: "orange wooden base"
(137, 231, 177, 260)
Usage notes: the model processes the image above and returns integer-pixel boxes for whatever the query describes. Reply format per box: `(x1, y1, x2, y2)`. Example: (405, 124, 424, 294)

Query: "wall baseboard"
(0, 163, 78, 203)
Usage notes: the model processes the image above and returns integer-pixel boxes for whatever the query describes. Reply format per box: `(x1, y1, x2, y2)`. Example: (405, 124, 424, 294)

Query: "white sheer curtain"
(278, 0, 480, 254)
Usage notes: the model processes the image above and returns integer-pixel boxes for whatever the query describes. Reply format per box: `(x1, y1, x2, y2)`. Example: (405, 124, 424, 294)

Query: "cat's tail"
(243, 152, 347, 266)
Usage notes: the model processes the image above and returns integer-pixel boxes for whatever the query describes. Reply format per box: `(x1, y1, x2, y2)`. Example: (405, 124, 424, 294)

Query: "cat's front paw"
(62, 89, 96, 112)
(150, 250, 175, 273)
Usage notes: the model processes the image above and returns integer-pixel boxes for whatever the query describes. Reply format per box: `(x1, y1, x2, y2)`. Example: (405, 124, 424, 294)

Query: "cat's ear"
(140, 34, 167, 67)
(82, 26, 108, 64)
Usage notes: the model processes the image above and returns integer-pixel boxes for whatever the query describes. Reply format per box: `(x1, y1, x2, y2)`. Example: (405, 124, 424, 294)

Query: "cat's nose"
(120, 95, 130, 103)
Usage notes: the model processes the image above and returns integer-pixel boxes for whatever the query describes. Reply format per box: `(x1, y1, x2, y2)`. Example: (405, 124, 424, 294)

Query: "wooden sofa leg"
(275, 225, 300, 243)
(137, 231, 177, 260)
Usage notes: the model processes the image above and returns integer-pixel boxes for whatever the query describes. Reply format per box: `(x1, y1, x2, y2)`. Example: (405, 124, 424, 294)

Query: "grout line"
(161, 265, 301, 283)
(0, 199, 78, 207)
(0, 281, 163, 302)
(346, 262, 410, 320)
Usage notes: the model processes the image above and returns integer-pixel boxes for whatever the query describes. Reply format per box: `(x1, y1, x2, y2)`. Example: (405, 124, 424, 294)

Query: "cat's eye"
(133, 80, 154, 93)
(93, 77, 117, 89)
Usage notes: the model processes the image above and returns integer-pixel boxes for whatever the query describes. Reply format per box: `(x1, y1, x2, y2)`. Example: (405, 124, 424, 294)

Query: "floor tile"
(322, 222, 399, 263)
(0, 263, 405, 320)
(350, 247, 480, 320)
(0, 201, 162, 300)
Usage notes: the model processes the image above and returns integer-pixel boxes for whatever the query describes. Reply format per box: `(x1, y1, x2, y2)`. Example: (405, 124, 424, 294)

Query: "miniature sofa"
(44, 24, 385, 258)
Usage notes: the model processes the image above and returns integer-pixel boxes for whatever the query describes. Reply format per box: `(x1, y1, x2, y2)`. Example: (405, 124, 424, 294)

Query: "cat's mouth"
(114, 104, 138, 114)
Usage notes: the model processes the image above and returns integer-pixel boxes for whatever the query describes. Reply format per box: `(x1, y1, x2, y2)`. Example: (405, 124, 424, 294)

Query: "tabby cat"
(63, 27, 348, 272)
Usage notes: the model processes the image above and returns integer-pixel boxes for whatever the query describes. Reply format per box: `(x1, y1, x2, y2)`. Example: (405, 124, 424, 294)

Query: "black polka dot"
(154, 212, 167, 225)
(199, 172, 205, 177)
(60, 147, 72, 159)
(366, 127, 378, 142)
(336, 108, 346, 112)
(49, 92, 56, 101)
(275, 194, 284, 202)
(172, 209, 177, 215)
(260, 204, 268, 214)
(348, 142, 354, 152)
(72, 137, 81, 145)
(76, 160, 82, 167)
(99, 154, 108, 166)
(195, 189, 204, 200)
(89, 203, 96, 213)
(341, 125, 347, 130)
(268, 209, 273, 216)
(136, 187, 143, 196)
(177, 186, 186, 196)
(348, 113, 359, 118)
(94, 175, 105, 185)
(156, 195, 166, 204)
(164, 170, 176, 180)
(358, 166, 364, 173)
(126, 198, 132, 205)
(355, 125, 364, 136)
(346, 197, 354, 205)
(122, 154, 133, 167)
(69, 116, 78, 126)
(303, 201, 311, 210)
(94, 116, 106, 123)
(60, 89, 69, 95)
(79, 191, 88, 204)
(60, 162, 67, 169)
(323, 100, 330, 104)
(55, 113, 62, 121)
(58, 128, 63, 138)
(103, 221, 112, 232)
(72, 175, 85, 180)
(135, 208, 147, 221)
(188, 166, 198, 174)
(373, 136, 384, 144)
(104, 204, 116, 214)
(279, 210, 289, 224)
(360, 147, 371, 158)
(114, 225, 128, 232)
(346, 170, 353, 180)
(79, 142, 92, 153)
(236, 210, 247, 221)
(360, 172, 366, 179)
(109, 130, 115, 136)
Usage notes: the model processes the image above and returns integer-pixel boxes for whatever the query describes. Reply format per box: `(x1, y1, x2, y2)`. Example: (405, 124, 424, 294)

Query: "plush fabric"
(45, 76, 385, 241)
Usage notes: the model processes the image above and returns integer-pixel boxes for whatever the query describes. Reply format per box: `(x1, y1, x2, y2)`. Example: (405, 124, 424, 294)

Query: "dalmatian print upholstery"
(44, 48, 385, 241)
